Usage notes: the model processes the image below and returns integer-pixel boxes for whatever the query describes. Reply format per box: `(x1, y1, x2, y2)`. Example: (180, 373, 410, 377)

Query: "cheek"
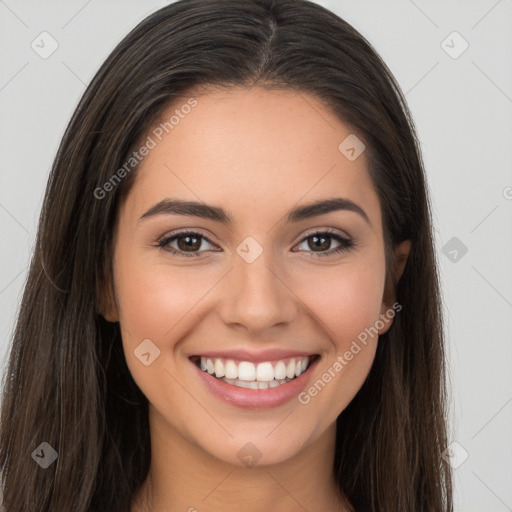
(292, 259, 386, 348)
(112, 252, 220, 409)
(113, 250, 219, 343)
(294, 276, 383, 422)
(290, 259, 385, 413)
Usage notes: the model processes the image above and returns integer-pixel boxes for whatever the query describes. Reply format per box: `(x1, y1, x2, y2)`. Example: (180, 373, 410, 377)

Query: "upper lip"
(189, 348, 319, 364)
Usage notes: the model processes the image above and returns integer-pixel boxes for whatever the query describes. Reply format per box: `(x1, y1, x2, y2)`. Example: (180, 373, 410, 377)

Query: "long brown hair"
(0, 0, 453, 510)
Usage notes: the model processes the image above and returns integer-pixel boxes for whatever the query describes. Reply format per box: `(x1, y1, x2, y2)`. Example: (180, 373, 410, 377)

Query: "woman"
(0, 0, 453, 510)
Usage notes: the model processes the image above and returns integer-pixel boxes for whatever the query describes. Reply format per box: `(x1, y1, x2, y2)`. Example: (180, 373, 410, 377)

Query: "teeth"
(214, 358, 224, 378)
(235, 379, 259, 390)
(274, 361, 287, 380)
(238, 361, 256, 381)
(286, 360, 295, 379)
(197, 356, 311, 382)
(295, 359, 302, 377)
(256, 362, 274, 382)
(225, 359, 237, 379)
(218, 376, 292, 389)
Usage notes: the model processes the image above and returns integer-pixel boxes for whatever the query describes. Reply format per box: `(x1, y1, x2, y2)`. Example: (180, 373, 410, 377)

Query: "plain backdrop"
(0, 1, 511, 510)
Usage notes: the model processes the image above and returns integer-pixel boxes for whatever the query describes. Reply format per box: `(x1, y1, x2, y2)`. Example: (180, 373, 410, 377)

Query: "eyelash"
(155, 228, 356, 258)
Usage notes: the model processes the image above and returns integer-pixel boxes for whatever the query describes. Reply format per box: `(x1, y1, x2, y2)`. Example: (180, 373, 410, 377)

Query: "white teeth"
(286, 360, 295, 379)
(218, 377, 291, 389)
(238, 361, 256, 381)
(274, 361, 287, 380)
(214, 359, 224, 378)
(237, 380, 259, 390)
(196, 356, 312, 383)
(295, 359, 302, 377)
(225, 359, 237, 379)
(256, 362, 274, 382)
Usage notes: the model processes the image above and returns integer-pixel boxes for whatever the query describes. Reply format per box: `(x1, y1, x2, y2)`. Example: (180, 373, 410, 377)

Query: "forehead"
(123, 86, 381, 229)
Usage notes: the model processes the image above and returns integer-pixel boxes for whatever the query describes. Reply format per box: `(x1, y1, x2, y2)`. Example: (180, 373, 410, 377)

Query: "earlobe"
(378, 239, 411, 335)
(392, 239, 411, 285)
(101, 306, 119, 323)
(98, 278, 119, 323)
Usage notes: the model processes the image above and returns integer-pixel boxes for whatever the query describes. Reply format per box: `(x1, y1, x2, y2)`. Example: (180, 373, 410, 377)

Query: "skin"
(102, 86, 410, 512)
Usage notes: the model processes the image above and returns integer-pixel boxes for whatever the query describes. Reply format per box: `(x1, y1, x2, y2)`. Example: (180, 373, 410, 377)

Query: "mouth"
(189, 354, 321, 390)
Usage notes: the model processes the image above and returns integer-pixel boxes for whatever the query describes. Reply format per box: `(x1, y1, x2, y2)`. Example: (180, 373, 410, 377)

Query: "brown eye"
(176, 234, 202, 252)
(294, 230, 355, 257)
(157, 231, 217, 257)
(308, 234, 332, 251)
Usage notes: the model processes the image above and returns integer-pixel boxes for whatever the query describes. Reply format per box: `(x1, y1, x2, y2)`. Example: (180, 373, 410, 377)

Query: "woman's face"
(106, 86, 405, 467)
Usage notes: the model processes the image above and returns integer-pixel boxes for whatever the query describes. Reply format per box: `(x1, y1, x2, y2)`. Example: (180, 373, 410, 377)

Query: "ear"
(378, 239, 411, 335)
(97, 275, 119, 323)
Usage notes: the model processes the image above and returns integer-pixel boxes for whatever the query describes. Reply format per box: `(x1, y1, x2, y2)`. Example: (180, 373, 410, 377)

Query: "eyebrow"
(139, 197, 371, 226)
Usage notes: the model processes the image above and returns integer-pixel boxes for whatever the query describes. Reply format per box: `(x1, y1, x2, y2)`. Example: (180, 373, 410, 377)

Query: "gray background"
(1, 1, 511, 510)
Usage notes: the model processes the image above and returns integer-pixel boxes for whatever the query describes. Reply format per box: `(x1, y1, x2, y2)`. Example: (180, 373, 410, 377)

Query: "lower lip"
(192, 358, 319, 410)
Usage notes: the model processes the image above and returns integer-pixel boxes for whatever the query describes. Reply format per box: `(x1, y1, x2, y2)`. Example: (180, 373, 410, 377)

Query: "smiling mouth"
(190, 354, 321, 390)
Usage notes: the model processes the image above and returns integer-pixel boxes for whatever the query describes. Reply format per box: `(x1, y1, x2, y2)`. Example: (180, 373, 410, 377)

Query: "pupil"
(310, 235, 330, 251)
(178, 235, 200, 251)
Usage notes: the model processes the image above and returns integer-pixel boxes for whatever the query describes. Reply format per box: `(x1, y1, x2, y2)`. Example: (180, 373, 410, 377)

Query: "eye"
(155, 228, 356, 258)
(155, 230, 218, 257)
(293, 229, 355, 257)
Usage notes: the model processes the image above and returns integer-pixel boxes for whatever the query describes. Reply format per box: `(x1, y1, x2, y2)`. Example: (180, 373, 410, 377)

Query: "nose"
(217, 248, 298, 334)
